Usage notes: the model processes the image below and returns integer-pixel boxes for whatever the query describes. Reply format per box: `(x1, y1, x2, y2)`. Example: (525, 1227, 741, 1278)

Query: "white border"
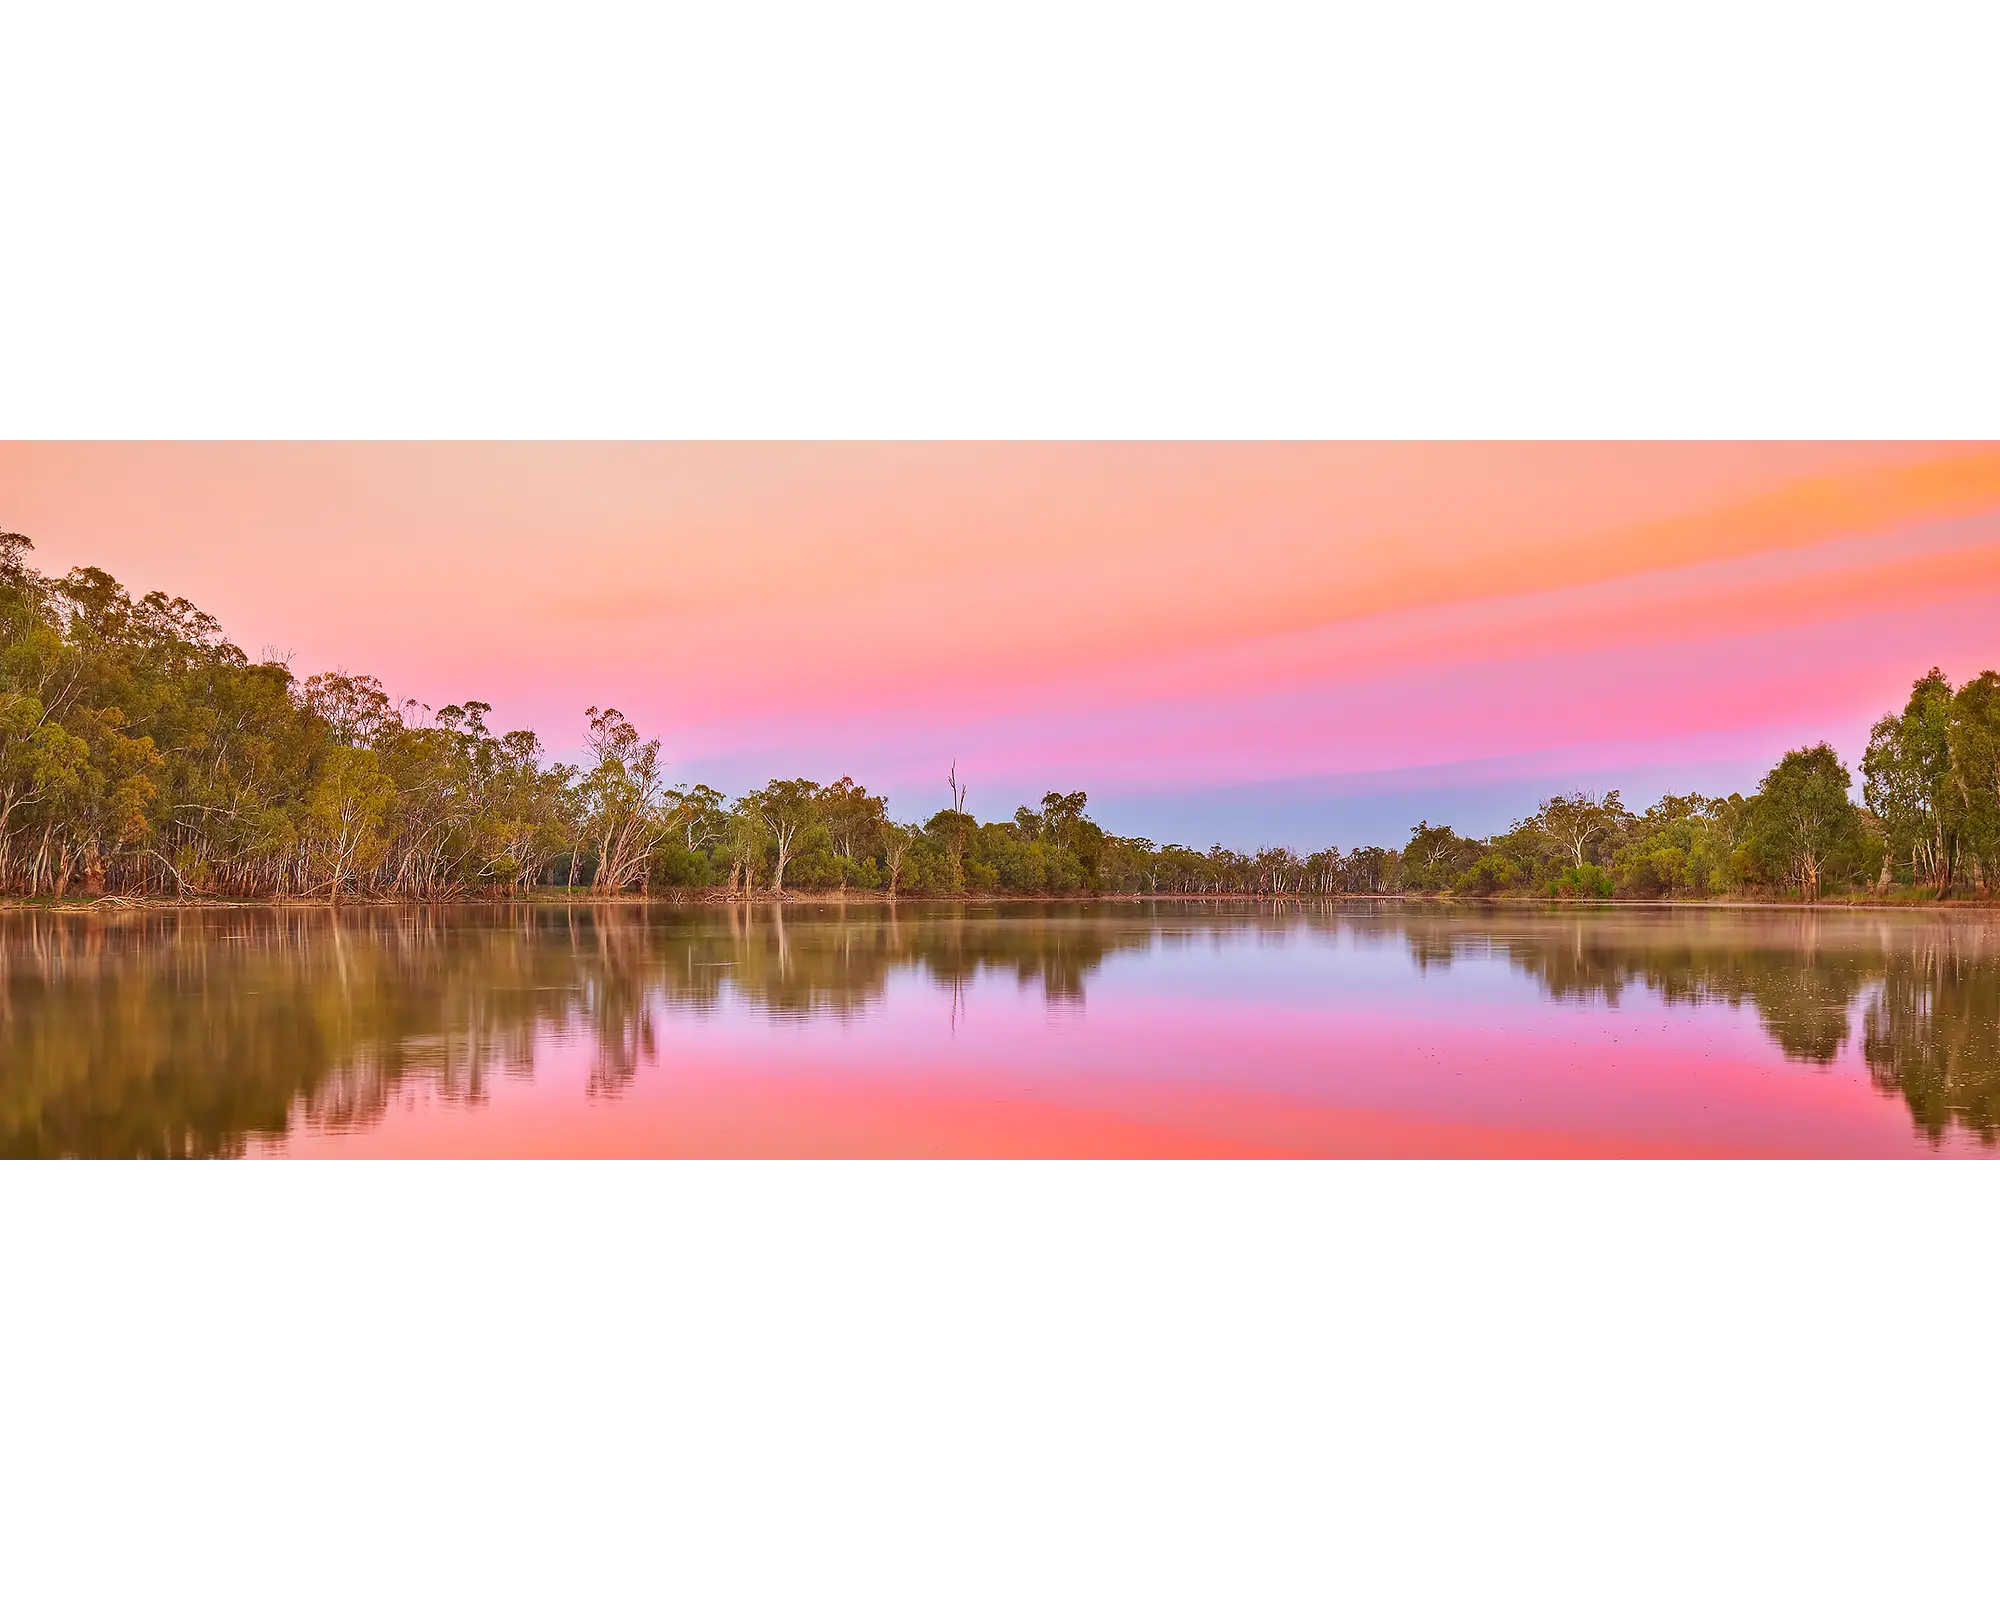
(6, 1162, 1997, 1596)
(3, 3, 1997, 437)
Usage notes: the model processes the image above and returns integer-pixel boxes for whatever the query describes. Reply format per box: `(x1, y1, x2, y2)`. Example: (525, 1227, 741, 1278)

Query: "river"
(2, 902, 1994, 1157)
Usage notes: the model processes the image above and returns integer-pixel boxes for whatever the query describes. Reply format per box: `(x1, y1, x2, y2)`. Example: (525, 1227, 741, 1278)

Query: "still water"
(3, 903, 1996, 1158)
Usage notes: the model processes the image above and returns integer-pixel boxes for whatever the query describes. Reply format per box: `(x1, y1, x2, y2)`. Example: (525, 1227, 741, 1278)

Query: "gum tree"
(580, 706, 674, 895)
(1749, 744, 1863, 902)
(1862, 669, 1957, 892)
(743, 778, 825, 891)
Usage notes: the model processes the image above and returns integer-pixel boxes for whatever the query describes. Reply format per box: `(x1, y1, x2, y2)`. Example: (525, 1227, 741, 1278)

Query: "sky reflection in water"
(2, 904, 1995, 1158)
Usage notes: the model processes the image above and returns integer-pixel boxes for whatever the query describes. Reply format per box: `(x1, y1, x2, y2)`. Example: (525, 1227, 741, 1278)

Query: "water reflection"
(0, 905, 1161, 1157)
(1379, 908, 2000, 1142)
(0, 904, 1994, 1156)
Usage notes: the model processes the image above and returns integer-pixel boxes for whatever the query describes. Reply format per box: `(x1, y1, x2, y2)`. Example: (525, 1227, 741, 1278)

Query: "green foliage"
(305, 744, 395, 900)
(1403, 821, 1472, 890)
(783, 826, 845, 891)
(1454, 855, 1522, 896)
(1747, 743, 1865, 902)
(1608, 793, 1741, 898)
(1614, 843, 1688, 898)
(1342, 845, 1395, 893)
(1555, 863, 1615, 899)
(1947, 671, 2000, 892)
(1863, 668, 1956, 891)
(1530, 790, 1630, 870)
(648, 841, 716, 888)
(898, 836, 954, 895)
(841, 854, 883, 890)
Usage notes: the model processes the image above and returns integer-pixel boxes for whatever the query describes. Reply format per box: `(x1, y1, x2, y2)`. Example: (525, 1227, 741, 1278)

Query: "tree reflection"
(1403, 908, 1999, 1143)
(1862, 933, 2000, 1142)
(2, 904, 1994, 1156)
(0, 904, 1160, 1156)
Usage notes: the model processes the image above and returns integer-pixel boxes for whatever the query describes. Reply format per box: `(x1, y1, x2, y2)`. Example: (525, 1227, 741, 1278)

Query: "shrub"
(985, 833, 1045, 892)
(1615, 844, 1687, 898)
(1453, 855, 1522, 896)
(1555, 863, 1615, 899)
(1043, 850, 1085, 894)
(648, 843, 715, 888)
(784, 846, 843, 891)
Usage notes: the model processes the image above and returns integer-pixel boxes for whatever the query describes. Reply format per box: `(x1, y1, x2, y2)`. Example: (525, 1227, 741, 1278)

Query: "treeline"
(2, 533, 1996, 902)
(1389, 667, 2000, 902)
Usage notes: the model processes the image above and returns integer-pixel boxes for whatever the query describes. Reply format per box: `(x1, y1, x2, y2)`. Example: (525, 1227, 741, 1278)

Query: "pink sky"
(3, 441, 1996, 844)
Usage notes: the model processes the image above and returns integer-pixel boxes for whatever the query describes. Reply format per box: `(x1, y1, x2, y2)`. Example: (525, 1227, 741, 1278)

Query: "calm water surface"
(3, 903, 1997, 1158)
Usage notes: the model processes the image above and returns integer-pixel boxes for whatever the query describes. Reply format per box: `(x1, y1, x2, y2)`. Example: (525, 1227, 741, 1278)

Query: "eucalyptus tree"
(144, 648, 316, 896)
(1204, 844, 1252, 892)
(37, 705, 158, 897)
(579, 706, 674, 895)
(820, 776, 888, 868)
(378, 703, 493, 898)
(1402, 821, 1469, 890)
(1863, 669, 1957, 891)
(0, 695, 79, 891)
(925, 805, 976, 890)
(0, 535, 83, 889)
(1036, 790, 1090, 854)
(305, 744, 396, 902)
(1531, 790, 1629, 870)
(478, 730, 575, 894)
(1343, 845, 1396, 893)
(667, 782, 730, 854)
(301, 671, 399, 748)
(1748, 744, 1863, 902)
(1946, 670, 2000, 892)
(743, 778, 826, 891)
(1252, 846, 1306, 895)
(1609, 793, 1723, 898)
(1099, 834, 1157, 893)
(1144, 845, 1189, 893)
(721, 804, 770, 896)
(881, 821, 921, 896)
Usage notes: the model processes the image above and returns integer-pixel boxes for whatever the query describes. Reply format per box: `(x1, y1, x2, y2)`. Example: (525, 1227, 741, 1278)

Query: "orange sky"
(3, 441, 1995, 842)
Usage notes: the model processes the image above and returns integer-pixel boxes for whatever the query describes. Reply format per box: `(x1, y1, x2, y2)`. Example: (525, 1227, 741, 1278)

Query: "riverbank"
(3, 889, 1994, 912)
